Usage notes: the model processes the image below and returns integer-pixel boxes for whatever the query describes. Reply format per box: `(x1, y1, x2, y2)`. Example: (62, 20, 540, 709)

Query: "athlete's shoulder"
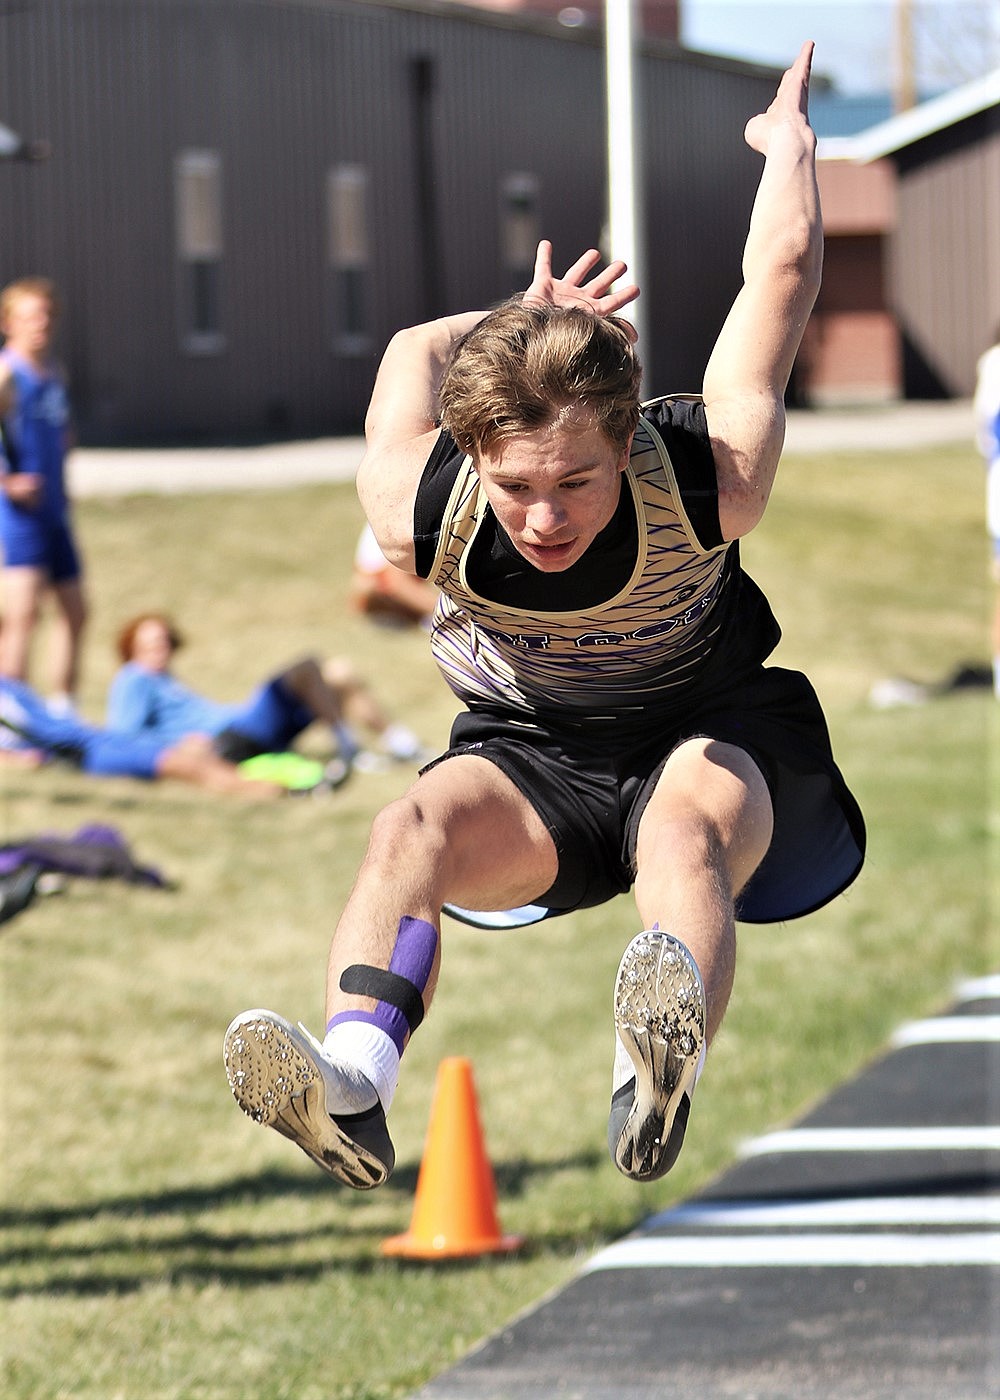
(638, 395, 721, 550)
(413, 429, 469, 577)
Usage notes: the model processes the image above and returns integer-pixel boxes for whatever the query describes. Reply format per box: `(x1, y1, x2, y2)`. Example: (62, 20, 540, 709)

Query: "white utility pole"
(604, 0, 649, 376)
(893, 0, 917, 112)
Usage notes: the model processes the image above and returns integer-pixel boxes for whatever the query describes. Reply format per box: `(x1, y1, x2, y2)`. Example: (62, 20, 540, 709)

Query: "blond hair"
(1, 276, 60, 325)
(439, 300, 641, 458)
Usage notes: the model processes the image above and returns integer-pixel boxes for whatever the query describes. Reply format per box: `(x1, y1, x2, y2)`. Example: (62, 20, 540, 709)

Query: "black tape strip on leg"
(339, 964, 425, 1033)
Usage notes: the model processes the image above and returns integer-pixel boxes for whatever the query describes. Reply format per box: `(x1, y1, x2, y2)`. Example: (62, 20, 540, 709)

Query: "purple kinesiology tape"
(327, 914, 438, 1054)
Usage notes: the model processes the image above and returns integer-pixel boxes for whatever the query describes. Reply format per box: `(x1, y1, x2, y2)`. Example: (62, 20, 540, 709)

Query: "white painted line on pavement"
(956, 975, 1000, 1002)
(741, 1126, 1000, 1156)
(892, 1016, 1000, 1046)
(643, 1195, 1000, 1231)
(584, 1232, 1000, 1273)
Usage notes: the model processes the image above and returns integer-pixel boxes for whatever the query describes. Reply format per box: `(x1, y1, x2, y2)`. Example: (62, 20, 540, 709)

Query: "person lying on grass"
(3, 672, 352, 798)
(107, 611, 429, 772)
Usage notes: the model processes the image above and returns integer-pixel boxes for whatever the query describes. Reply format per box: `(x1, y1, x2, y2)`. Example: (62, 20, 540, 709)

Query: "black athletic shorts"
(428, 665, 866, 926)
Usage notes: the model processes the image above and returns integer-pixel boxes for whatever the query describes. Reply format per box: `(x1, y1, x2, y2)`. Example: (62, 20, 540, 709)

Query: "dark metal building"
(0, 0, 777, 443)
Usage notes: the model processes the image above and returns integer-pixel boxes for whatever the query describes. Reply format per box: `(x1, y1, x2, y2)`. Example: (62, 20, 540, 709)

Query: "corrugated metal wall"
(642, 52, 766, 392)
(889, 110, 1000, 398)
(0, 0, 774, 442)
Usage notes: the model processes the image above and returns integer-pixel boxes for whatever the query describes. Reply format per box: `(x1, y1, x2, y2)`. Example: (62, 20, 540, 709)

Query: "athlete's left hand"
(744, 40, 815, 157)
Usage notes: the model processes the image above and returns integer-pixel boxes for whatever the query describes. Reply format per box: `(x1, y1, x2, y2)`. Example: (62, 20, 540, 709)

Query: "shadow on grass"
(1, 1152, 610, 1298)
(1, 1165, 407, 1227)
(2, 1147, 605, 1227)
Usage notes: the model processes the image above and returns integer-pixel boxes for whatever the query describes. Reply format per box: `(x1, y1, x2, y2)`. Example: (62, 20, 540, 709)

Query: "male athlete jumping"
(225, 43, 865, 1188)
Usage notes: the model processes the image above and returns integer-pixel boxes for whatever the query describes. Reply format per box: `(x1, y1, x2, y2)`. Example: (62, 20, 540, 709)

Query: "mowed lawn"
(1, 440, 993, 1399)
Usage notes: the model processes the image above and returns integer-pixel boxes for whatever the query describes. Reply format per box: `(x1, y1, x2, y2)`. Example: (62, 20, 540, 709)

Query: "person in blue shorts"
(106, 611, 428, 770)
(224, 44, 866, 1193)
(0, 674, 298, 796)
(0, 277, 86, 713)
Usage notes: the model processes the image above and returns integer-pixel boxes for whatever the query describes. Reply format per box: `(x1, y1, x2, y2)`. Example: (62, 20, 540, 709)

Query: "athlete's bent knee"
(365, 795, 451, 874)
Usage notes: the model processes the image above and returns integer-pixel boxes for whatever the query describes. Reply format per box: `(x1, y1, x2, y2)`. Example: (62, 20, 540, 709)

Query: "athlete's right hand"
(1, 472, 43, 508)
(523, 240, 640, 333)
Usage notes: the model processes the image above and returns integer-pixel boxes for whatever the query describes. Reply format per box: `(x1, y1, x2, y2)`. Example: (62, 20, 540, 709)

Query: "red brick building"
(805, 70, 1000, 404)
(801, 158, 900, 404)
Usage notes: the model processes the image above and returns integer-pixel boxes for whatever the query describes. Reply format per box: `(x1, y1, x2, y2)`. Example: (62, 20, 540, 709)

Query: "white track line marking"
(586, 997, 1000, 1274)
(892, 1016, 1000, 1045)
(740, 1126, 1000, 1156)
(584, 1232, 1000, 1272)
(956, 974, 1000, 1001)
(643, 1195, 1000, 1230)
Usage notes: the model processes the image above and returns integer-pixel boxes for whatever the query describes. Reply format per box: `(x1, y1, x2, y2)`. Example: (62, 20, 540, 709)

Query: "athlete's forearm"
(741, 124, 822, 303)
(365, 312, 489, 444)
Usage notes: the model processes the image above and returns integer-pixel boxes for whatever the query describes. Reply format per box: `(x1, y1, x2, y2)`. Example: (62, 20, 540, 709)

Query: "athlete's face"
(2, 292, 56, 360)
(476, 409, 630, 572)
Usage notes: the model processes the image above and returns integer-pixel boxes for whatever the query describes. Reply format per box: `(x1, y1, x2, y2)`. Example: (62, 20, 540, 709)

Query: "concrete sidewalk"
(783, 398, 975, 456)
(67, 399, 977, 498)
(68, 433, 367, 497)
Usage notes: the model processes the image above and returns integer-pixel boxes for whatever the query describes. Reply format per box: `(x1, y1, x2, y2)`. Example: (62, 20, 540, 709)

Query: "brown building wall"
(803, 105, 999, 406)
(801, 161, 901, 404)
(817, 158, 896, 234)
(801, 164, 901, 408)
(890, 119, 1000, 398)
(807, 236, 901, 404)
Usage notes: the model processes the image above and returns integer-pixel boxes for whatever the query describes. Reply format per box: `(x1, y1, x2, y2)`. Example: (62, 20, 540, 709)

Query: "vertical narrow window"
(175, 150, 224, 353)
(500, 173, 540, 288)
(328, 164, 371, 354)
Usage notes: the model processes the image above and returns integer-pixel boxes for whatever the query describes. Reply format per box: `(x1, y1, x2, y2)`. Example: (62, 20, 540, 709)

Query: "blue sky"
(680, 0, 999, 96)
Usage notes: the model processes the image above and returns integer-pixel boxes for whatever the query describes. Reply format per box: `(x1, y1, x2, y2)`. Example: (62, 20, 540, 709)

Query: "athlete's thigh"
(636, 736, 774, 891)
(400, 752, 559, 910)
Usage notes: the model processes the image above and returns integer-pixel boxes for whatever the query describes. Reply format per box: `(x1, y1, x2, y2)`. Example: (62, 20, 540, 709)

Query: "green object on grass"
(238, 751, 325, 789)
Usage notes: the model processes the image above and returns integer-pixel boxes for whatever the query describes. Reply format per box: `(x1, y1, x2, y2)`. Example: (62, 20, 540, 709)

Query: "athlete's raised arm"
(357, 311, 488, 572)
(702, 41, 822, 541)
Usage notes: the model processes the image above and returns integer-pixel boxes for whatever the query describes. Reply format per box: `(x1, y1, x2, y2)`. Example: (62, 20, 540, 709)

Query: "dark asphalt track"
(414, 977, 1000, 1399)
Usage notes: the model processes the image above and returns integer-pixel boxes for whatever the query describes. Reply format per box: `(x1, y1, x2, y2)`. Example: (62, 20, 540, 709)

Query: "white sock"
(993, 656, 1000, 699)
(46, 693, 77, 717)
(381, 722, 421, 761)
(321, 1020, 400, 1112)
(613, 1031, 707, 1093)
(612, 1032, 635, 1093)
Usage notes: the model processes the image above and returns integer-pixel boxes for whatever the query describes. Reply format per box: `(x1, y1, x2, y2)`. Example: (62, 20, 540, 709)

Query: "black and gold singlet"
(413, 396, 779, 727)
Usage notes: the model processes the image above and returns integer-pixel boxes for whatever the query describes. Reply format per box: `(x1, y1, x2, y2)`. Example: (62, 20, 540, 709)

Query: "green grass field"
(1, 440, 994, 1399)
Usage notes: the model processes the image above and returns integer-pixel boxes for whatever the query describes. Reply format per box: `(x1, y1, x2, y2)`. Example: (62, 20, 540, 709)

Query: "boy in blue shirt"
(0, 277, 86, 713)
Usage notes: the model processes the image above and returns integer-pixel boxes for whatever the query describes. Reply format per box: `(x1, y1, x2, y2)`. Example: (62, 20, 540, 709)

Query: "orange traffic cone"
(382, 1057, 523, 1260)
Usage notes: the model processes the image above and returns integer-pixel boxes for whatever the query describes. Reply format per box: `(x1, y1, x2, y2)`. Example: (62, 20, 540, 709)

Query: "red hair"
(116, 612, 184, 663)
